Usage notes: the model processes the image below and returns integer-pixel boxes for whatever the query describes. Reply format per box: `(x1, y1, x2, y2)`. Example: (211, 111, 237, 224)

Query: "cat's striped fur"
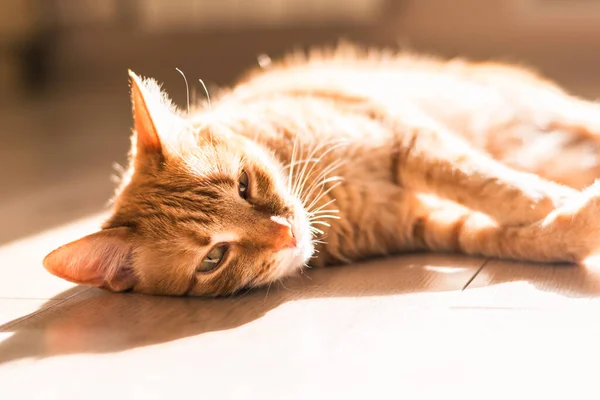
(43, 44, 600, 296)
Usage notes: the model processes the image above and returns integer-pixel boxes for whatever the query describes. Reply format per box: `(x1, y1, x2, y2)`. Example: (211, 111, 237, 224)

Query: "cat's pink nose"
(270, 216, 297, 251)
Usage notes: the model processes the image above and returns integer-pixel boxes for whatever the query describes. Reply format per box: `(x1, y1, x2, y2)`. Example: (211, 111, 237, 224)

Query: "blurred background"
(2, 0, 600, 244)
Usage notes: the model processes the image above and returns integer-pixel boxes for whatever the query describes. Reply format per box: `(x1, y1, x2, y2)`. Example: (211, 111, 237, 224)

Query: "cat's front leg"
(389, 119, 577, 226)
(399, 182, 600, 265)
(534, 181, 600, 265)
(477, 180, 600, 264)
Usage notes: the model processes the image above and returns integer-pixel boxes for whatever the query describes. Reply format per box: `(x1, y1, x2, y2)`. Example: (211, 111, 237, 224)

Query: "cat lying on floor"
(43, 43, 600, 296)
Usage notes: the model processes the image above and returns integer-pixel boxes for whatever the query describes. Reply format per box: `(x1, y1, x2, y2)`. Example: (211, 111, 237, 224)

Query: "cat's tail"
(416, 182, 600, 266)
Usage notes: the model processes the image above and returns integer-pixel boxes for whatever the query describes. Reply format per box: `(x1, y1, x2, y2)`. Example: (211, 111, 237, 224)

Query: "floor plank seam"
(0, 287, 92, 331)
(461, 258, 490, 291)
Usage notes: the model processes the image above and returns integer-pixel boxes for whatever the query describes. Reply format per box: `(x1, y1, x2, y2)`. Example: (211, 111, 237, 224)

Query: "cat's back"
(225, 44, 557, 137)
(233, 45, 456, 101)
(235, 44, 543, 100)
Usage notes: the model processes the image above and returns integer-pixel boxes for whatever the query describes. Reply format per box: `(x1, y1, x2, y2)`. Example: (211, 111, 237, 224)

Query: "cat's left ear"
(128, 70, 166, 158)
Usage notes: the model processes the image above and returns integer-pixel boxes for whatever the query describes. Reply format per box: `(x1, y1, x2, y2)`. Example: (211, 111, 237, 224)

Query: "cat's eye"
(197, 244, 228, 273)
(238, 171, 249, 200)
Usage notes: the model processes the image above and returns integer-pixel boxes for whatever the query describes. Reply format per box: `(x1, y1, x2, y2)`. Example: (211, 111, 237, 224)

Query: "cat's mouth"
(268, 216, 313, 281)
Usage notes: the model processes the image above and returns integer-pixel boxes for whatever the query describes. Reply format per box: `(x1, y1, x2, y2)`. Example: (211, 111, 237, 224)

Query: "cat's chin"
(271, 246, 313, 281)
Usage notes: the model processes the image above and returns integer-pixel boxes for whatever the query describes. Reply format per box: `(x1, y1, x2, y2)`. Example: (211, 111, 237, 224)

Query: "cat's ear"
(43, 227, 138, 292)
(129, 70, 164, 156)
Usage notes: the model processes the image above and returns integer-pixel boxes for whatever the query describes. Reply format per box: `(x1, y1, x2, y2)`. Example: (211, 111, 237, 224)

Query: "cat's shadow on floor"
(1, 253, 599, 365)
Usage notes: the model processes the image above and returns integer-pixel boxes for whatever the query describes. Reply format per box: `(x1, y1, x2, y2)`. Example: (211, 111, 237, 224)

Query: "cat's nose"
(269, 216, 297, 251)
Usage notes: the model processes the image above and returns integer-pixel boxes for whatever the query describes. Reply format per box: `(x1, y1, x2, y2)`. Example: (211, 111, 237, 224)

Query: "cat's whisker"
(309, 219, 338, 228)
(310, 227, 324, 235)
(291, 139, 346, 204)
(282, 158, 319, 171)
(175, 67, 191, 116)
(291, 158, 327, 201)
(292, 139, 307, 199)
(293, 142, 310, 200)
(308, 218, 339, 225)
(310, 208, 338, 217)
(308, 209, 340, 216)
(109, 174, 121, 184)
(309, 209, 339, 220)
(301, 176, 331, 209)
(311, 221, 331, 227)
(309, 215, 340, 223)
(294, 139, 328, 201)
(295, 142, 347, 202)
(304, 181, 343, 215)
(300, 266, 312, 279)
(293, 139, 325, 191)
(112, 162, 125, 175)
(296, 158, 328, 201)
(310, 175, 344, 192)
(309, 211, 341, 218)
(308, 198, 338, 214)
(263, 281, 273, 303)
(299, 161, 346, 208)
(306, 178, 343, 205)
(314, 158, 346, 181)
(198, 78, 212, 109)
(303, 174, 344, 196)
(278, 279, 293, 292)
(310, 211, 339, 221)
(308, 210, 340, 225)
(310, 206, 340, 212)
(288, 136, 300, 194)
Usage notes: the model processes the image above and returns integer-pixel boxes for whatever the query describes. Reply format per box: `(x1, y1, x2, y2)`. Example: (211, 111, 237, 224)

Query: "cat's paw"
(545, 180, 600, 261)
(493, 177, 575, 226)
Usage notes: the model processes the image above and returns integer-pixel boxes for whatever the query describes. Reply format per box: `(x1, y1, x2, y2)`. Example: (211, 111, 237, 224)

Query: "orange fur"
(43, 43, 600, 296)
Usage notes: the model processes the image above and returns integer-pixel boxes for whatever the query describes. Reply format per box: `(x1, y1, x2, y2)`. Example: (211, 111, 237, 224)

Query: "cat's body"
(235, 48, 600, 189)
(44, 44, 600, 296)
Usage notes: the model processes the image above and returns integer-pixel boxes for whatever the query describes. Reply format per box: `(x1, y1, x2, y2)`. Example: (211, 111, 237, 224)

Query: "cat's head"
(43, 71, 314, 296)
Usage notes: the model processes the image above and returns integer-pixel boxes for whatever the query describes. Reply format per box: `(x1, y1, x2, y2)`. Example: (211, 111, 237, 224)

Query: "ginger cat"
(43, 44, 600, 296)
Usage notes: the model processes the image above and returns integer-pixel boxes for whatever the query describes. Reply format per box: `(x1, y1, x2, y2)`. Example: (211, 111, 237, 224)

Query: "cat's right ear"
(129, 70, 163, 157)
(43, 227, 138, 292)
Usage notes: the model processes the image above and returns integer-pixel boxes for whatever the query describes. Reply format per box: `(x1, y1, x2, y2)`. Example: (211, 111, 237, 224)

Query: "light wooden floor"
(3, 73, 600, 399)
(2, 212, 600, 399)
